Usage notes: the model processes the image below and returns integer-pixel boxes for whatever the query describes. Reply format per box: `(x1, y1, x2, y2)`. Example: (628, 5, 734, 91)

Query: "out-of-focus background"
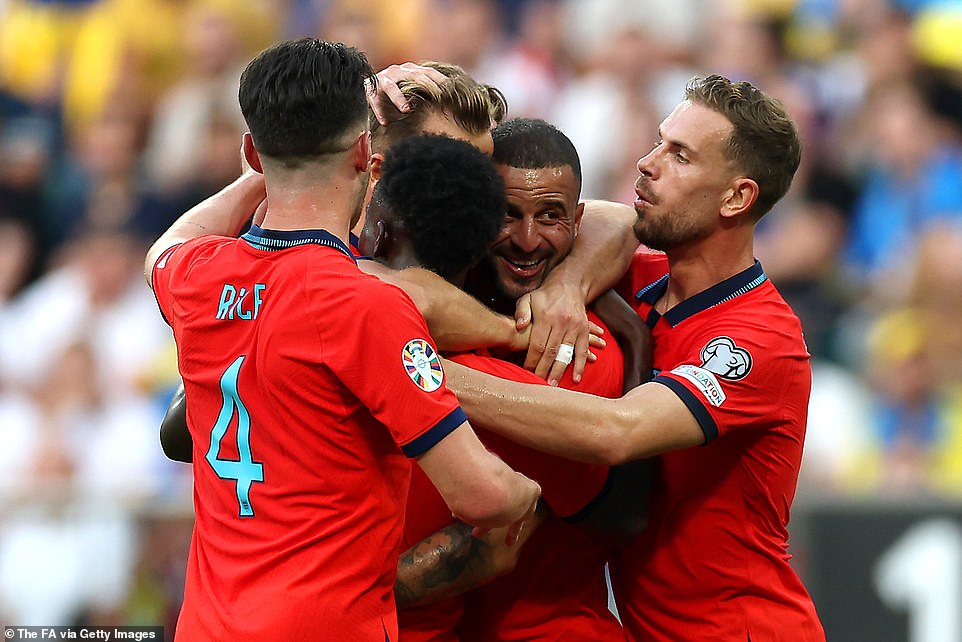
(0, 0, 961, 639)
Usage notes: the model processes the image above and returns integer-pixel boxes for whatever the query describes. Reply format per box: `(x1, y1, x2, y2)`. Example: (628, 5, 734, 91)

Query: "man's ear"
(353, 131, 372, 173)
(369, 153, 385, 181)
(573, 201, 586, 235)
(242, 132, 263, 173)
(720, 177, 759, 220)
(371, 219, 389, 258)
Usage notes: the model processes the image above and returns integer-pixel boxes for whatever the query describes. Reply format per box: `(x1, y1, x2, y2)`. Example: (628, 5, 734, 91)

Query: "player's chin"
(494, 272, 537, 302)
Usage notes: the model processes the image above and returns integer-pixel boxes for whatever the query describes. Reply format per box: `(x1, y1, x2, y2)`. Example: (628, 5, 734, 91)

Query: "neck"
(382, 254, 466, 289)
(260, 162, 365, 245)
(464, 263, 515, 316)
(664, 229, 755, 304)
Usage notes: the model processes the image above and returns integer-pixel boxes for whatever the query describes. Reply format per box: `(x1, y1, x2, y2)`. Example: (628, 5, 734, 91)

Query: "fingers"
(515, 294, 532, 330)
(526, 325, 555, 378)
(519, 283, 589, 384)
(571, 332, 590, 384)
(574, 324, 606, 383)
(368, 63, 449, 125)
(588, 321, 606, 344)
(505, 496, 539, 547)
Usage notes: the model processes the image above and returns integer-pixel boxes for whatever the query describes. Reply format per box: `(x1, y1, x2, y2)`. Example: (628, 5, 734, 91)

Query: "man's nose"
(510, 218, 541, 254)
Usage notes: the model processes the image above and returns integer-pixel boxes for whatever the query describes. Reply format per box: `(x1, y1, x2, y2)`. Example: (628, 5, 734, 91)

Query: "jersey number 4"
(207, 355, 264, 518)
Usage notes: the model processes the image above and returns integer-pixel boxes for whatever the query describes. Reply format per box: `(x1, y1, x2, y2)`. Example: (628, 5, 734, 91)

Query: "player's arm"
(359, 260, 527, 352)
(144, 166, 265, 289)
(590, 289, 653, 392)
(160, 382, 192, 463)
(519, 200, 639, 384)
(395, 502, 548, 609)
(416, 422, 541, 534)
(443, 362, 704, 465)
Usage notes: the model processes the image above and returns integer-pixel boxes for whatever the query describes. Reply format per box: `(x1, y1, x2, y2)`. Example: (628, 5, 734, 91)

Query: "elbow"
(450, 483, 512, 528)
(591, 414, 635, 466)
(595, 442, 629, 467)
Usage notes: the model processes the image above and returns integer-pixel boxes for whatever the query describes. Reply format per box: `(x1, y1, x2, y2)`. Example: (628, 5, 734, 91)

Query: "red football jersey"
(152, 226, 466, 642)
(400, 316, 625, 642)
(611, 250, 824, 642)
(457, 311, 627, 642)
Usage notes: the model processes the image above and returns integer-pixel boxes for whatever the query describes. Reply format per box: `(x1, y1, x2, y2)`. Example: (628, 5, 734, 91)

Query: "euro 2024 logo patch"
(402, 339, 444, 392)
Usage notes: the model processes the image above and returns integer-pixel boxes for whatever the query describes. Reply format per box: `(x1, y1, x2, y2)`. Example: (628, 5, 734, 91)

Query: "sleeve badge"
(402, 339, 444, 392)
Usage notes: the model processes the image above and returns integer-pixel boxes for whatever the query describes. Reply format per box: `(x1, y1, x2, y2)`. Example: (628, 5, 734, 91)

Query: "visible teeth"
(510, 260, 539, 268)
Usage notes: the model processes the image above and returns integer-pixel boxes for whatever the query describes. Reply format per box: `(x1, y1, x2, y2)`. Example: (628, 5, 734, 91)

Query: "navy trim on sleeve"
(562, 467, 616, 523)
(651, 376, 719, 443)
(401, 407, 468, 457)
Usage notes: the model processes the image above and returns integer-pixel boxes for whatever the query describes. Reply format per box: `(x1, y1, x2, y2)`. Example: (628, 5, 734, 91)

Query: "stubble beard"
(633, 207, 712, 252)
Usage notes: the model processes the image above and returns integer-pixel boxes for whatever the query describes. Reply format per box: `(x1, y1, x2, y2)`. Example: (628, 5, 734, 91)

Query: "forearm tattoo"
(395, 522, 496, 609)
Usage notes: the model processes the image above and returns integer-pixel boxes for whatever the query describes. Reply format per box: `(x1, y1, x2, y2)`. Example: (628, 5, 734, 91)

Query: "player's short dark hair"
(491, 118, 582, 188)
(238, 38, 373, 163)
(373, 134, 505, 279)
(370, 61, 506, 152)
(685, 74, 801, 220)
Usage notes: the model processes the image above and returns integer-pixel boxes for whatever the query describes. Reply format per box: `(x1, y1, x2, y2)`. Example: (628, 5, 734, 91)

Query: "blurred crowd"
(1, 0, 962, 632)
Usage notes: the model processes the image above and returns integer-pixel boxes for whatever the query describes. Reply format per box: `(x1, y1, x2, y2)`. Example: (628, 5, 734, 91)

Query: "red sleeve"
(320, 278, 466, 457)
(150, 242, 189, 325)
(652, 307, 811, 444)
(450, 353, 609, 518)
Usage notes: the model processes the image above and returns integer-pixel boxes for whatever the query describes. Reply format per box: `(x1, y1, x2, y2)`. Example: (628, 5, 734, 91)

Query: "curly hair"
(491, 118, 581, 188)
(373, 134, 506, 279)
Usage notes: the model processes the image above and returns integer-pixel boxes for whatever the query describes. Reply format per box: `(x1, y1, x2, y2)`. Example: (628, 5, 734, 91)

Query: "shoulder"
(629, 248, 669, 283)
(617, 247, 668, 301)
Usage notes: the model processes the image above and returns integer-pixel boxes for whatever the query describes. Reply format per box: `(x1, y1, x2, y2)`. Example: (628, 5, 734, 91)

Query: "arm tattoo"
(395, 522, 497, 609)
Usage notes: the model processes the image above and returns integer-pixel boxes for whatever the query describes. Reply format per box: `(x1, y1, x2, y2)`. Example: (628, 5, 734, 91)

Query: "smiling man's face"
(486, 163, 583, 301)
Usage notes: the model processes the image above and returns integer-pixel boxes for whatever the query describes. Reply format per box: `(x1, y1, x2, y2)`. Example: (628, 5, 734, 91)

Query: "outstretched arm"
(443, 361, 703, 465)
(395, 502, 547, 609)
(359, 261, 527, 352)
(518, 200, 638, 384)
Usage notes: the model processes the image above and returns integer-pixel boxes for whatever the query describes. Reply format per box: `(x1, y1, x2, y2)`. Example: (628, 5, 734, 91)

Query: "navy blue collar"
(635, 260, 767, 327)
(242, 225, 356, 263)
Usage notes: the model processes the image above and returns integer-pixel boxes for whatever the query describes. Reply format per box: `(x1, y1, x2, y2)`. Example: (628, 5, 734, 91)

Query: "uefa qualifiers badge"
(402, 339, 444, 392)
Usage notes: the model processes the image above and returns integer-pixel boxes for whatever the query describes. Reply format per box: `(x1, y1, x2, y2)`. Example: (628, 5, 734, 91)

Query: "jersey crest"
(700, 336, 752, 380)
(402, 339, 444, 392)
